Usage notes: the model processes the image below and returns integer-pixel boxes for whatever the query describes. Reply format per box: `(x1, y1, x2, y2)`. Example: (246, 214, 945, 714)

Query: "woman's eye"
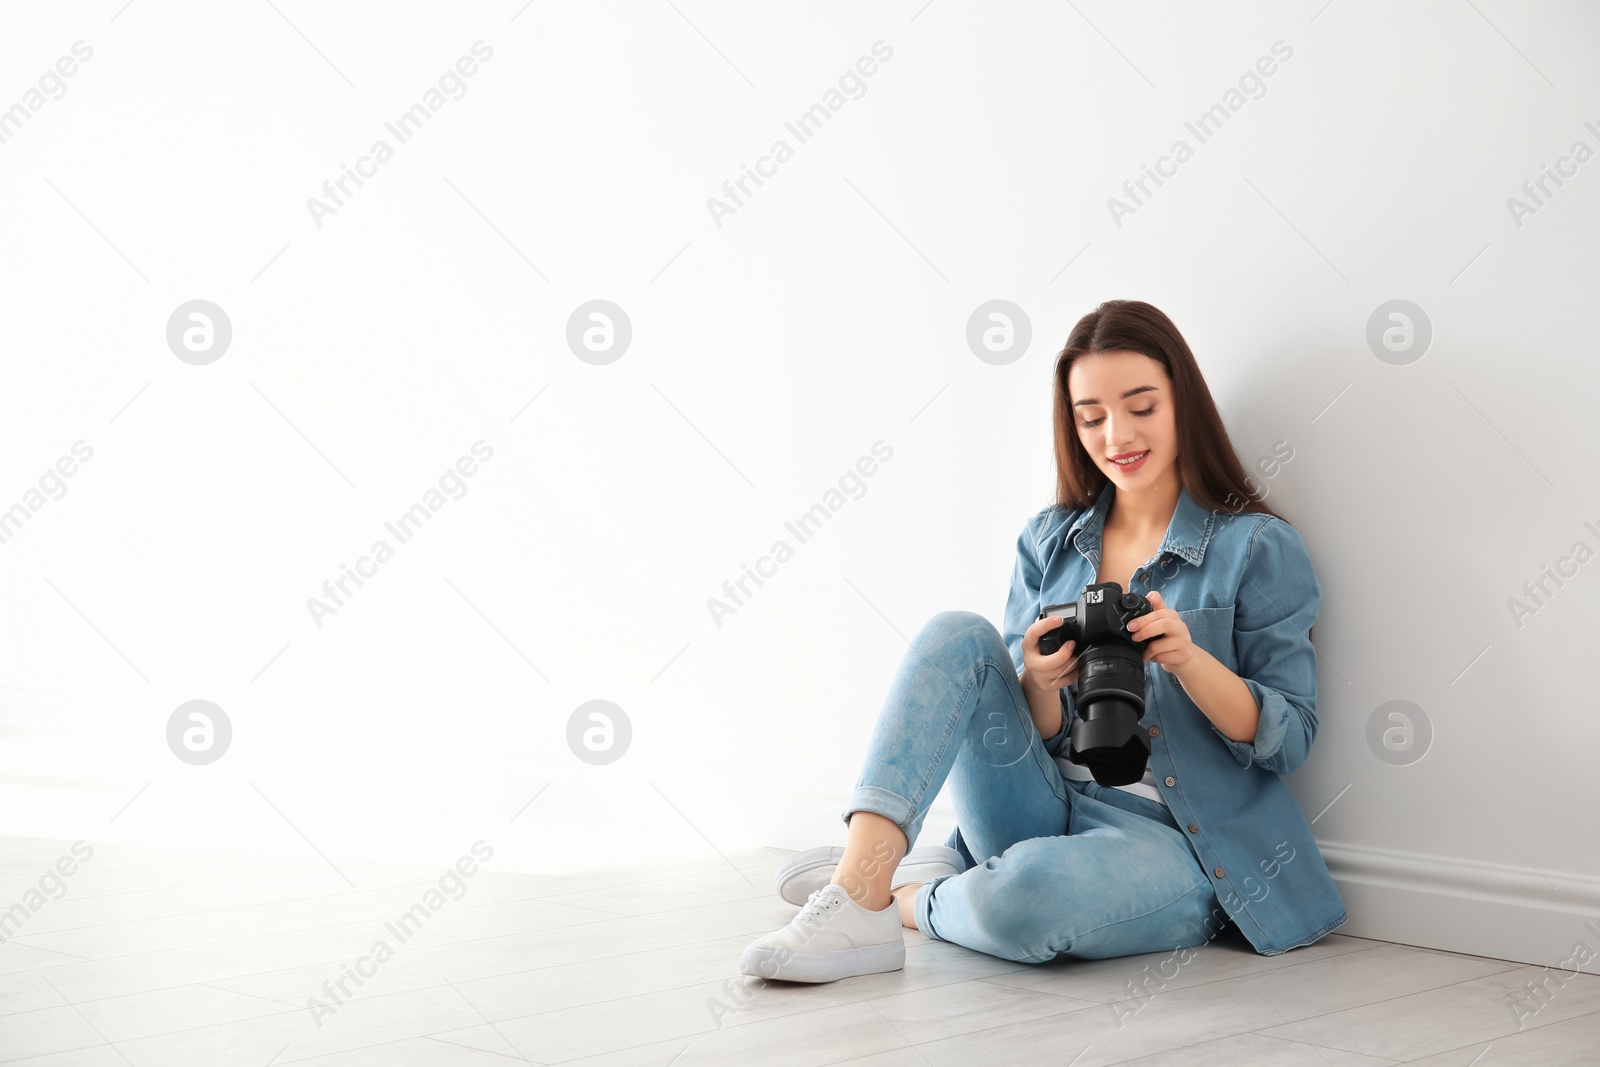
(1081, 407, 1154, 429)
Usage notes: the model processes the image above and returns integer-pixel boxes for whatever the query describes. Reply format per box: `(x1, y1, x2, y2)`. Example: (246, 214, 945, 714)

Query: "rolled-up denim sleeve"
(1004, 510, 1074, 755)
(1218, 517, 1323, 775)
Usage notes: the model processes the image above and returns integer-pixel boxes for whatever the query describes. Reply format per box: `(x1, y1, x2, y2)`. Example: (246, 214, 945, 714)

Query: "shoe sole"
(739, 940, 906, 984)
(774, 845, 965, 907)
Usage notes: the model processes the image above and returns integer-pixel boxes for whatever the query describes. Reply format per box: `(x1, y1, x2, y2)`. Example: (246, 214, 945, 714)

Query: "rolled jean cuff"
(841, 785, 921, 847)
(914, 872, 957, 941)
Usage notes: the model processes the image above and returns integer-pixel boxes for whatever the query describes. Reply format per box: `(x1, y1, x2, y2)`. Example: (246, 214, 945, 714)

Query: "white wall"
(1, 1, 1596, 972)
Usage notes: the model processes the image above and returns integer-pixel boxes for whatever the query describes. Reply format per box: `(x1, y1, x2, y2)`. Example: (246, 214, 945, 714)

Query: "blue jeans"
(843, 611, 1225, 963)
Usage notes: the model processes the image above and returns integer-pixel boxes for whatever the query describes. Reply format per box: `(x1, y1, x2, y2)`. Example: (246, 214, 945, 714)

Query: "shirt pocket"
(1166, 604, 1237, 686)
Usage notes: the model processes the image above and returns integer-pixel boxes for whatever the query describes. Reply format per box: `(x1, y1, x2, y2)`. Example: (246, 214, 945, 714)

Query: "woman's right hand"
(1021, 615, 1081, 693)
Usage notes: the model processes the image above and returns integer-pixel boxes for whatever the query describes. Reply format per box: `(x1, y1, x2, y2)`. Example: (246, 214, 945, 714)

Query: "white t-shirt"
(1055, 756, 1166, 805)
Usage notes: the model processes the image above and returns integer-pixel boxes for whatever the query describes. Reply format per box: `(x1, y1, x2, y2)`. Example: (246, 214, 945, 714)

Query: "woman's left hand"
(1127, 590, 1198, 675)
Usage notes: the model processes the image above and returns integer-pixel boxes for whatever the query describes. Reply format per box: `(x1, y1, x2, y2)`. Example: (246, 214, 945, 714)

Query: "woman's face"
(1067, 350, 1179, 491)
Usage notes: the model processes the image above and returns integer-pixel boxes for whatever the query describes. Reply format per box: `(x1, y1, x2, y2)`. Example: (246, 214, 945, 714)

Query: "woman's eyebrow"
(1073, 385, 1159, 408)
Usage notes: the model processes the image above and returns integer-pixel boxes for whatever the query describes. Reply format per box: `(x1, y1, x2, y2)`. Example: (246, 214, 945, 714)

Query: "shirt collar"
(1065, 480, 1216, 568)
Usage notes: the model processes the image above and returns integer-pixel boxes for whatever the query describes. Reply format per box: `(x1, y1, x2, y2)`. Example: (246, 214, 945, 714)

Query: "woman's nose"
(1106, 416, 1136, 447)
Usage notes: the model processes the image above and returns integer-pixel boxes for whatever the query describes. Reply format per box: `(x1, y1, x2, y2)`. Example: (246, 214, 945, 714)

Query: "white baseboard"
(1320, 840, 1600, 976)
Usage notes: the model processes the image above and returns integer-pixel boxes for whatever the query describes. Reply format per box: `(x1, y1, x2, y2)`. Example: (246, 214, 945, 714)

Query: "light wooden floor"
(2, 836, 1597, 1065)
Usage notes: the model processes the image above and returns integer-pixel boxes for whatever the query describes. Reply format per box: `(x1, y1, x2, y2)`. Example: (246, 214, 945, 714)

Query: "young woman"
(741, 299, 1346, 983)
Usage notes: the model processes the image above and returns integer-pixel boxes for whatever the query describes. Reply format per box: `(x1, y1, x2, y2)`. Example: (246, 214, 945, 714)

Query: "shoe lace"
(795, 886, 844, 926)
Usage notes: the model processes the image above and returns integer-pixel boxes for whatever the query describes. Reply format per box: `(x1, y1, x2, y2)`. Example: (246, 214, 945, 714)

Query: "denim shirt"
(1003, 480, 1348, 955)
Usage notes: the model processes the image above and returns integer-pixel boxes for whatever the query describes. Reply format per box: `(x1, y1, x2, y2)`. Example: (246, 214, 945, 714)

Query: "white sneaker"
(774, 845, 965, 906)
(739, 883, 905, 983)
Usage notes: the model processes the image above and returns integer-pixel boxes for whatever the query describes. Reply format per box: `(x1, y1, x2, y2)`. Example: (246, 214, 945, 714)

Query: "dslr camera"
(1036, 582, 1155, 787)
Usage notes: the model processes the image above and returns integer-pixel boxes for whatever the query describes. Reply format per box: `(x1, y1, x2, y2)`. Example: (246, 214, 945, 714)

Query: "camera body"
(1036, 582, 1156, 787)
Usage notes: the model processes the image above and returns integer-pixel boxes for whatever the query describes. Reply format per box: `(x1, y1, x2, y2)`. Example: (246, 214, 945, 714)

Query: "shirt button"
(1148, 727, 1160, 737)
(1164, 776, 1176, 787)
(1137, 571, 1148, 582)
(1187, 823, 1199, 833)
(1213, 867, 1225, 878)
